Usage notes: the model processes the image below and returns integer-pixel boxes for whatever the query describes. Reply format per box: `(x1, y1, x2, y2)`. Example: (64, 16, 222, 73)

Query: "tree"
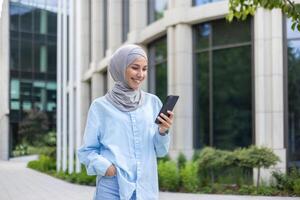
(227, 0, 300, 31)
(236, 146, 280, 189)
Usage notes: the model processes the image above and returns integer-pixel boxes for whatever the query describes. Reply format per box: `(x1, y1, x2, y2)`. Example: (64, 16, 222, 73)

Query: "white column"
(56, 0, 62, 171)
(0, 0, 9, 160)
(254, 8, 286, 182)
(91, 73, 103, 100)
(75, 0, 91, 172)
(90, 0, 104, 99)
(62, 0, 68, 172)
(91, 0, 104, 61)
(167, 26, 176, 156)
(106, 0, 122, 90)
(68, 0, 75, 174)
(128, 0, 147, 42)
(108, 0, 122, 51)
(168, 24, 194, 159)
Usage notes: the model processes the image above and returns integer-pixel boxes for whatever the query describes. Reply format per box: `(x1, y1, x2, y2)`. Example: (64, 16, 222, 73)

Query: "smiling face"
(125, 57, 148, 90)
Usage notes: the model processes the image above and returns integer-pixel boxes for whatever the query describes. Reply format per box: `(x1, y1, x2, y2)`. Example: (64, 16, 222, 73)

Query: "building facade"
(58, 0, 299, 182)
(0, 0, 57, 159)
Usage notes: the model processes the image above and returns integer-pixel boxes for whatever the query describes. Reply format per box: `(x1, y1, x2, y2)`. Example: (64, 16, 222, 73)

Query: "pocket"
(102, 175, 117, 179)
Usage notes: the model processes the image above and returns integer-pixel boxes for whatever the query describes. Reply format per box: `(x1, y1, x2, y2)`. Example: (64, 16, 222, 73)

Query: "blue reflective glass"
(287, 18, 300, 39)
(194, 0, 224, 6)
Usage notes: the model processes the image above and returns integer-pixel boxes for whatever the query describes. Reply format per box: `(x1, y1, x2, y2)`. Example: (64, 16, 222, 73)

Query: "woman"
(78, 44, 174, 200)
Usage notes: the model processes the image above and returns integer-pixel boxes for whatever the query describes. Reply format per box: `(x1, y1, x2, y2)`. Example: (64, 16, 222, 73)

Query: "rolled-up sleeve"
(77, 102, 111, 176)
(153, 129, 170, 157)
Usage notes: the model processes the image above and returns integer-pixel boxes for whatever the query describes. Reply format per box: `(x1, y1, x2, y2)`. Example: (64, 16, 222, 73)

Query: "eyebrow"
(131, 64, 148, 68)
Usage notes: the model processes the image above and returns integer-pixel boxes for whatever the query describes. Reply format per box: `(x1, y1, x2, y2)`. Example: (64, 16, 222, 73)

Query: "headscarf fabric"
(105, 44, 148, 112)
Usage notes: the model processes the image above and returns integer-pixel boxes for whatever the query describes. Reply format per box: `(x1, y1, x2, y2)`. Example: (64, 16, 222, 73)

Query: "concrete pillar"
(75, 0, 91, 173)
(91, 0, 104, 61)
(56, 0, 62, 171)
(91, 73, 103, 100)
(0, 0, 9, 160)
(167, 23, 194, 159)
(254, 8, 286, 183)
(108, 0, 122, 51)
(128, 0, 147, 43)
(106, 0, 122, 90)
(68, 0, 76, 174)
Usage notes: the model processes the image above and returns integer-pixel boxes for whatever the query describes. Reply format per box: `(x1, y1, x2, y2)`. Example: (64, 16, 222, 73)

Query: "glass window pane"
(287, 18, 300, 40)
(213, 46, 252, 150)
(212, 19, 251, 47)
(194, 23, 211, 51)
(10, 39, 19, 69)
(193, 0, 224, 6)
(10, 3, 20, 31)
(194, 52, 210, 148)
(48, 11, 57, 34)
(20, 40, 33, 71)
(155, 63, 168, 101)
(288, 40, 300, 163)
(48, 44, 56, 73)
(148, 37, 168, 101)
(11, 79, 20, 100)
(148, 0, 167, 24)
(11, 101, 20, 110)
(20, 5, 34, 32)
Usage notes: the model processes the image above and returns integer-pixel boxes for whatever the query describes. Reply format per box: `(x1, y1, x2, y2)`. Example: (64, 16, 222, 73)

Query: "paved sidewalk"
(0, 160, 299, 200)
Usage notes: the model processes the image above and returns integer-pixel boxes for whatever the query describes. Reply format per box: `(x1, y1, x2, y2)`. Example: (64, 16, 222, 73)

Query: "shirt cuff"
(155, 129, 170, 142)
(92, 157, 112, 176)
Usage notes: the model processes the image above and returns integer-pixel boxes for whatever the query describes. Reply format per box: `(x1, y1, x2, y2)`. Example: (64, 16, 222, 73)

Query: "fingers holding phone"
(158, 110, 174, 134)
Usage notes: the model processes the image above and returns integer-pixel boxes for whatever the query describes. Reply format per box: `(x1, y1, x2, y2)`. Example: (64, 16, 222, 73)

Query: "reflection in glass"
(194, 52, 210, 148)
(9, 0, 57, 152)
(193, 18, 252, 150)
(193, 0, 224, 6)
(213, 46, 252, 150)
(148, 37, 168, 101)
(287, 22, 300, 164)
(148, 0, 168, 24)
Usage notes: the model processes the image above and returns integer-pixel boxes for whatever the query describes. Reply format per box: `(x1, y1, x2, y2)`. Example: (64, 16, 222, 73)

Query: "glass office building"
(9, 0, 57, 152)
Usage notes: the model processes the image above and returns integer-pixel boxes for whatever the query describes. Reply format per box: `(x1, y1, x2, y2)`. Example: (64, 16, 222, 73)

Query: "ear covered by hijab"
(105, 44, 148, 112)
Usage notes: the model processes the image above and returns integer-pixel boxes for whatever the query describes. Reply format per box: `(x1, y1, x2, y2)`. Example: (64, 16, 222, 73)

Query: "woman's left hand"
(157, 110, 174, 134)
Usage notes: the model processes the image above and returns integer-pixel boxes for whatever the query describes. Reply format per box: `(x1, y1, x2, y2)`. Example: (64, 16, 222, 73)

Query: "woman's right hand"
(105, 164, 116, 176)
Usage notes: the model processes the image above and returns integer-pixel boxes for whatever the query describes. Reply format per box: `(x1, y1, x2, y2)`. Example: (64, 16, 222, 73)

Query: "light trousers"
(94, 176, 136, 200)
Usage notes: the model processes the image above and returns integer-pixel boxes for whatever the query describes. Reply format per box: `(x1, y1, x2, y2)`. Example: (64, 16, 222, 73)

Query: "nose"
(136, 69, 143, 78)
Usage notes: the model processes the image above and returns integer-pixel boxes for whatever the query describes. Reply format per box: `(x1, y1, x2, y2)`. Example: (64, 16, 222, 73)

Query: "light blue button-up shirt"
(78, 92, 170, 200)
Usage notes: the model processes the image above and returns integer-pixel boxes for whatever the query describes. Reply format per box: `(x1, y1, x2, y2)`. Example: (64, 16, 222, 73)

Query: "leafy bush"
(27, 146, 56, 158)
(293, 178, 300, 195)
(272, 167, 300, 195)
(197, 147, 235, 184)
(177, 152, 187, 170)
(12, 144, 29, 157)
(27, 155, 56, 173)
(158, 160, 180, 191)
(180, 161, 199, 192)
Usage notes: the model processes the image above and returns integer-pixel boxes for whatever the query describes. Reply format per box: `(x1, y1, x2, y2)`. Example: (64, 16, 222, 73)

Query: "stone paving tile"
(0, 160, 299, 200)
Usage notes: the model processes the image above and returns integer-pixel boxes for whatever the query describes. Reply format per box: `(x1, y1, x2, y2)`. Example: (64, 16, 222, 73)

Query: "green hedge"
(27, 147, 300, 196)
(158, 160, 180, 191)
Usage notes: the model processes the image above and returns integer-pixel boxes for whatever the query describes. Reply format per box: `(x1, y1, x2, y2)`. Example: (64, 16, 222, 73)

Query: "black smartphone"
(155, 95, 179, 124)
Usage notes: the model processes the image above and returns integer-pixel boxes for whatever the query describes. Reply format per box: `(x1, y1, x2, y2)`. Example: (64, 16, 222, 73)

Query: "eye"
(143, 67, 148, 71)
(131, 66, 139, 70)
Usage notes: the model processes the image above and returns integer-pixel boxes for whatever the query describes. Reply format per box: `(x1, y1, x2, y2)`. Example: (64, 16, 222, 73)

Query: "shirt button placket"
(130, 112, 141, 181)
